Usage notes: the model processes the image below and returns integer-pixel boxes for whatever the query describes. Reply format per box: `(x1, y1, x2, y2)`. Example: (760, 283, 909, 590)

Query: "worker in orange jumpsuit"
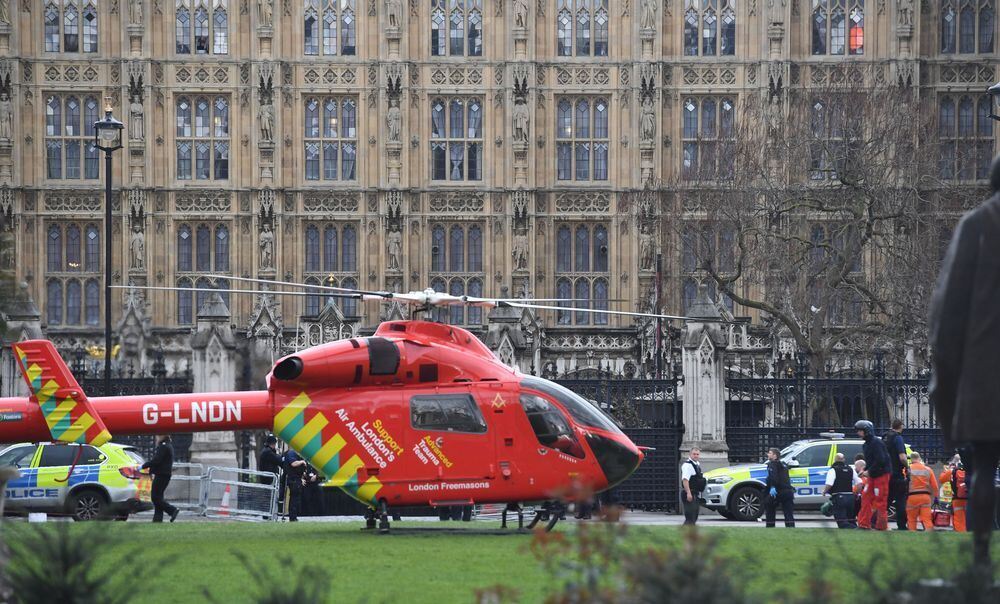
(939, 460, 969, 532)
(905, 452, 940, 531)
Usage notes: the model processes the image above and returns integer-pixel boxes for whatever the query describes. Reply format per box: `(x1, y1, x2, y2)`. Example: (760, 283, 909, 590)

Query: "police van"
(701, 433, 905, 521)
(1, 441, 153, 521)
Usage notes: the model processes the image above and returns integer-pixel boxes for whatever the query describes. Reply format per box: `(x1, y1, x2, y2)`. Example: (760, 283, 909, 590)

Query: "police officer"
(142, 434, 179, 523)
(282, 448, 306, 521)
(763, 447, 795, 527)
(823, 453, 860, 528)
(258, 435, 282, 485)
(884, 419, 909, 531)
(681, 447, 705, 526)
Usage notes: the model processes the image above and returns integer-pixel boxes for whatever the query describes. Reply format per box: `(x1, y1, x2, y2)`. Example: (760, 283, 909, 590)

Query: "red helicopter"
(0, 278, 707, 531)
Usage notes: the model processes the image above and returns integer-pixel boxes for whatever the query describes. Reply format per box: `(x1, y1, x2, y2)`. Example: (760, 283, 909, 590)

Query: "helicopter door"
(407, 391, 493, 485)
(474, 383, 518, 486)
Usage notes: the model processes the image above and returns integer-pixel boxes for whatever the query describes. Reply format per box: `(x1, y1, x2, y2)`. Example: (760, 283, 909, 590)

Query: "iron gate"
(726, 353, 942, 463)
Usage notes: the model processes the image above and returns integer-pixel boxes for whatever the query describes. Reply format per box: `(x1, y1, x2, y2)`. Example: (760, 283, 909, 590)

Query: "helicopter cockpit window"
(519, 394, 586, 459)
(519, 377, 623, 435)
(410, 394, 488, 434)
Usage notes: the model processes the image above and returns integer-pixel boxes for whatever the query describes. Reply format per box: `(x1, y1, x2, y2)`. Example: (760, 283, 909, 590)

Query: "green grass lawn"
(2, 520, 976, 603)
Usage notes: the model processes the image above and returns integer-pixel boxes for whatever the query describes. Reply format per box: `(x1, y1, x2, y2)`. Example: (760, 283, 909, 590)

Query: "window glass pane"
(85, 279, 100, 325)
(195, 7, 210, 53)
(176, 7, 191, 53)
(47, 279, 63, 325)
(46, 5, 60, 52)
(47, 226, 62, 271)
(214, 7, 229, 54)
(793, 444, 832, 467)
(85, 226, 100, 271)
(519, 394, 585, 458)
(66, 279, 81, 325)
(411, 395, 488, 433)
(38, 445, 79, 468)
(342, 225, 357, 271)
(0, 445, 37, 468)
(65, 98, 80, 137)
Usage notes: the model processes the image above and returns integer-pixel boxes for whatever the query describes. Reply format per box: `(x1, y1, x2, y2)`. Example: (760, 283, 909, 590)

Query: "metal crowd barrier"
(164, 462, 205, 513)
(158, 464, 279, 522)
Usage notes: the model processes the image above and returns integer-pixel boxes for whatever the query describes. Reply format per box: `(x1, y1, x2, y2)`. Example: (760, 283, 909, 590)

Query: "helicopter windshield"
(520, 377, 624, 435)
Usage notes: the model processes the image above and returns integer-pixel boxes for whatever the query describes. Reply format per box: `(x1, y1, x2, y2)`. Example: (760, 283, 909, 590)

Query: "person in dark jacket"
(258, 435, 282, 484)
(823, 453, 861, 528)
(142, 434, 179, 523)
(856, 420, 891, 530)
(884, 419, 909, 531)
(763, 447, 795, 527)
(928, 155, 1000, 567)
(282, 449, 306, 521)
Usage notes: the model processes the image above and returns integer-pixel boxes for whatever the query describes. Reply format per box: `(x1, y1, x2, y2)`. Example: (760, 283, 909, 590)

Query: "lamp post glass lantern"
(93, 98, 124, 397)
(988, 82, 1000, 121)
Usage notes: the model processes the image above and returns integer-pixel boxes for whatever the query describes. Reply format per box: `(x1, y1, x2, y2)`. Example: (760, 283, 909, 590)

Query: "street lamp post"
(93, 98, 123, 397)
(988, 82, 1000, 121)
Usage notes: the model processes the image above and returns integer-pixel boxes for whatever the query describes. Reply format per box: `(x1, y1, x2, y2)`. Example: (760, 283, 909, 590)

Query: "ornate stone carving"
(429, 193, 485, 213)
(258, 67, 276, 143)
(512, 189, 529, 218)
(129, 0, 143, 24)
(259, 221, 275, 269)
(640, 0, 657, 29)
(512, 230, 529, 271)
(387, 98, 401, 142)
(175, 191, 231, 213)
(555, 192, 610, 213)
(258, 0, 273, 26)
(386, 0, 402, 27)
(302, 192, 359, 213)
(897, 0, 913, 26)
(0, 91, 10, 142)
(513, 0, 528, 27)
(129, 221, 145, 270)
(0, 0, 10, 24)
(45, 192, 101, 212)
(128, 188, 146, 219)
(387, 190, 402, 216)
(387, 229, 402, 270)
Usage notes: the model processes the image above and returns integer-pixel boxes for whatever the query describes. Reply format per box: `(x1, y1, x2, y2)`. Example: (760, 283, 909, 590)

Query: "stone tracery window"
(431, 0, 483, 57)
(304, 0, 357, 56)
(431, 98, 483, 181)
(429, 223, 484, 326)
(175, 96, 230, 180)
(684, 0, 736, 56)
(938, 95, 995, 181)
(680, 223, 735, 313)
(557, 0, 609, 57)
(941, 0, 994, 53)
(45, 1, 99, 53)
(555, 224, 609, 325)
(304, 97, 358, 181)
(176, 0, 229, 55)
(176, 222, 232, 324)
(45, 95, 101, 180)
(556, 97, 609, 181)
(303, 223, 359, 317)
(681, 97, 734, 181)
(811, 0, 864, 55)
(44, 223, 101, 326)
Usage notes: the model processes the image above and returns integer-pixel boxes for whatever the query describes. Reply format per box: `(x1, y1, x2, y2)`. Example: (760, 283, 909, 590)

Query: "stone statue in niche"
(259, 98, 274, 143)
(259, 221, 275, 269)
(897, 0, 913, 27)
(129, 222, 145, 270)
(640, 0, 657, 30)
(258, 0, 273, 27)
(639, 223, 655, 271)
(129, 0, 143, 25)
(0, 93, 11, 141)
(387, 98, 402, 142)
(513, 0, 528, 28)
(512, 96, 529, 143)
(387, 229, 402, 270)
(0, 0, 12, 25)
(512, 230, 529, 270)
(386, 0, 403, 28)
(640, 96, 656, 143)
(129, 93, 144, 141)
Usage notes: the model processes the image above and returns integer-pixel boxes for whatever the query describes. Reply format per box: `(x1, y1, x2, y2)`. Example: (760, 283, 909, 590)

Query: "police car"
(702, 433, 904, 521)
(1, 441, 153, 521)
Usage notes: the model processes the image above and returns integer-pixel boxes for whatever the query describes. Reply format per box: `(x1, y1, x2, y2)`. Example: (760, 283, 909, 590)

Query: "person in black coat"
(142, 434, 179, 523)
(763, 447, 795, 527)
(258, 435, 282, 485)
(282, 449, 306, 521)
(929, 155, 1000, 567)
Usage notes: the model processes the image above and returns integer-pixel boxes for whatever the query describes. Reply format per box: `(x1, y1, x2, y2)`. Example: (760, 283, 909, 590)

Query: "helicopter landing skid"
(526, 502, 565, 532)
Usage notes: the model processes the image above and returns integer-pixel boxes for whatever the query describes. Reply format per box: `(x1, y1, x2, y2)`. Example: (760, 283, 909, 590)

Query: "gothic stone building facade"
(0, 0, 997, 383)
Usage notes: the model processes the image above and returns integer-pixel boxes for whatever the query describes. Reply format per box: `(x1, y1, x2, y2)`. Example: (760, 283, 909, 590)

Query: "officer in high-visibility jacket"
(906, 452, 940, 531)
(940, 460, 969, 532)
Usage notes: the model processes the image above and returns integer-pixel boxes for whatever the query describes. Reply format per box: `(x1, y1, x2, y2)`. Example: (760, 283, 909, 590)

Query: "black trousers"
(151, 473, 177, 522)
(832, 493, 857, 528)
(889, 475, 909, 530)
(765, 490, 795, 527)
(287, 479, 302, 521)
(682, 493, 701, 525)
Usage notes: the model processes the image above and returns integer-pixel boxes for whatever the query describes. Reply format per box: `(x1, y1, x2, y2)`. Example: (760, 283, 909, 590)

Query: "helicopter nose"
(585, 433, 642, 489)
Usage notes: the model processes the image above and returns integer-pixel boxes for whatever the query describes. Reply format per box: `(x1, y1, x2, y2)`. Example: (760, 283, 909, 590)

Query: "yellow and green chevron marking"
(14, 344, 111, 447)
(273, 392, 383, 508)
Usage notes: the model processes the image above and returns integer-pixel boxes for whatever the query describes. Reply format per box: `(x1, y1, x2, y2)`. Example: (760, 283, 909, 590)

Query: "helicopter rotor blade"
(110, 285, 361, 299)
(499, 300, 727, 323)
(200, 274, 393, 298)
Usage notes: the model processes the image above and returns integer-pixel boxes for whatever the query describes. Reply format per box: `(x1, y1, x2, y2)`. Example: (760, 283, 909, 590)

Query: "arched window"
(304, 1, 319, 54)
(467, 278, 483, 325)
(574, 279, 590, 325)
(449, 225, 465, 272)
(557, 0, 609, 57)
(323, 226, 338, 271)
(66, 279, 82, 325)
(682, 278, 697, 313)
(430, 277, 447, 323)
(961, 0, 976, 52)
(431, 0, 482, 56)
(684, 0, 737, 56)
(556, 278, 572, 325)
(342, 225, 357, 271)
(574, 225, 590, 271)
(940, 94, 994, 180)
(47, 225, 63, 271)
(681, 97, 734, 181)
(214, 225, 229, 271)
(176, 1, 192, 53)
(46, 3, 61, 51)
(341, 277, 358, 316)
(83, 2, 98, 52)
(432, 226, 446, 271)
(45, 95, 99, 180)
(194, 3, 210, 53)
(303, 97, 358, 181)
(47, 279, 63, 325)
(85, 279, 100, 325)
(213, 2, 229, 53)
(196, 224, 211, 271)
(177, 277, 193, 324)
(342, 0, 357, 55)
(468, 226, 483, 272)
(449, 279, 465, 324)
(980, 0, 995, 53)
(177, 224, 192, 271)
(942, 2, 958, 52)
(66, 225, 81, 271)
(64, 1, 80, 52)
(304, 276, 321, 316)
(431, 97, 483, 181)
(593, 278, 609, 325)
(85, 224, 99, 271)
(305, 225, 320, 272)
(215, 277, 230, 310)
(557, 98, 609, 181)
(557, 226, 572, 272)
(194, 277, 212, 312)
(943, 0, 996, 53)
(813, 0, 863, 55)
(176, 96, 229, 180)
(593, 225, 608, 271)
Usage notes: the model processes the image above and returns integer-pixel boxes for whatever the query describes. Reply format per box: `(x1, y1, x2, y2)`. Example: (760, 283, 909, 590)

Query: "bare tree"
(677, 79, 969, 374)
